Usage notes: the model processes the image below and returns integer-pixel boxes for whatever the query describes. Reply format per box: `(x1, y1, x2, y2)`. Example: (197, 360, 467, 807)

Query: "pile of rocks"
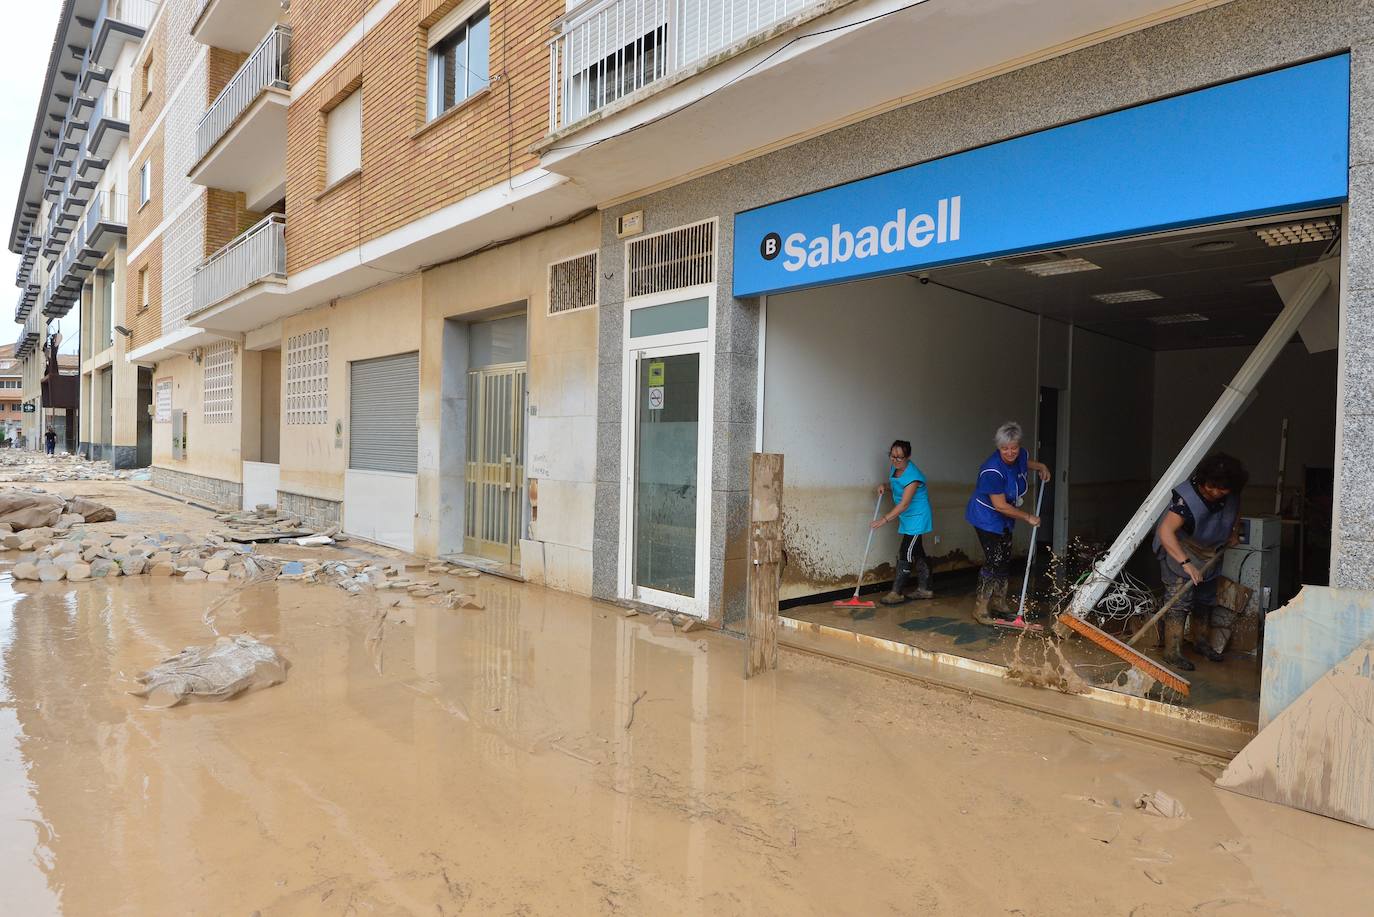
(0, 452, 130, 483)
(7, 531, 254, 583)
(0, 487, 116, 532)
(214, 505, 348, 545)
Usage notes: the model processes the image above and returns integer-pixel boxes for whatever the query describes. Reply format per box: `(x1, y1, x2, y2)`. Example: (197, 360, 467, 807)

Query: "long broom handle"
(851, 492, 884, 598)
(1016, 481, 1047, 617)
(1125, 550, 1225, 646)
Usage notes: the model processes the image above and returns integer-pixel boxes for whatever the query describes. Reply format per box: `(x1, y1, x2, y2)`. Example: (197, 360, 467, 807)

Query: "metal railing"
(548, 0, 825, 131)
(86, 190, 129, 234)
(101, 0, 159, 31)
(91, 87, 131, 131)
(191, 213, 286, 316)
(196, 25, 292, 160)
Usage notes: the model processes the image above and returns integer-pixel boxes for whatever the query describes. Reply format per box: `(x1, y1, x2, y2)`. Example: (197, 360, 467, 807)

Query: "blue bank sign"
(733, 55, 1350, 298)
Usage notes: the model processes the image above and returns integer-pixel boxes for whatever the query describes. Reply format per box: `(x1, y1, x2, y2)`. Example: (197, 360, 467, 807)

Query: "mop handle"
(852, 492, 884, 597)
(1017, 480, 1048, 617)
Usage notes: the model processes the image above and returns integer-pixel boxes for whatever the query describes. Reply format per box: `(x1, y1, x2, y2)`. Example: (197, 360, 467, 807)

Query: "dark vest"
(1153, 481, 1240, 564)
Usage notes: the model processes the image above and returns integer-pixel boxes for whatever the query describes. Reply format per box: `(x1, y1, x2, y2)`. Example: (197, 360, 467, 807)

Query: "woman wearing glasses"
(872, 439, 934, 606)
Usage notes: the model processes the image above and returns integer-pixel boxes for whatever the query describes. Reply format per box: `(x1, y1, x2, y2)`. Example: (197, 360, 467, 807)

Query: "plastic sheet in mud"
(130, 635, 289, 708)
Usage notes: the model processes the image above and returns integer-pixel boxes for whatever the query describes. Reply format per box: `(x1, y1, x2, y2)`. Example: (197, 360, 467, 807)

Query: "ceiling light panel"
(1146, 313, 1209, 325)
(1091, 289, 1163, 304)
(1016, 257, 1101, 277)
(1254, 218, 1338, 247)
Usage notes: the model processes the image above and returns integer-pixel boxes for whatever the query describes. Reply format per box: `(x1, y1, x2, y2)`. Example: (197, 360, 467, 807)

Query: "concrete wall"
(595, 0, 1374, 622)
(418, 216, 600, 592)
(1066, 330, 1156, 546)
(1152, 343, 1338, 511)
(278, 273, 424, 508)
(761, 274, 1038, 599)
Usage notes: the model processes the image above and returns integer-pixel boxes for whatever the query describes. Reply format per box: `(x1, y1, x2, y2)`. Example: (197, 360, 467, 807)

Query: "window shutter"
(349, 352, 418, 474)
(326, 90, 362, 186)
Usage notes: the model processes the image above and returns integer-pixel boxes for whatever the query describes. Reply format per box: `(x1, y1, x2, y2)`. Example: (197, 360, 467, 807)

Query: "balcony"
(189, 214, 287, 327)
(189, 25, 290, 210)
(84, 191, 128, 256)
(539, 0, 1223, 206)
(92, 0, 159, 68)
(15, 315, 40, 359)
(88, 88, 130, 160)
(193, 0, 287, 53)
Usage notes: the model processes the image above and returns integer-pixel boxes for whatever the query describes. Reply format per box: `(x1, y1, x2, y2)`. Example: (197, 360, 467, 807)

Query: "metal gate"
(464, 364, 526, 563)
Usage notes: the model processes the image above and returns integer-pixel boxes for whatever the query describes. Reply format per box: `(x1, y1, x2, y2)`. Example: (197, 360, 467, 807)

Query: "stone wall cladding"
(152, 466, 243, 510)
(277, 491, 342, 531)
(592, 0, 1374, 622)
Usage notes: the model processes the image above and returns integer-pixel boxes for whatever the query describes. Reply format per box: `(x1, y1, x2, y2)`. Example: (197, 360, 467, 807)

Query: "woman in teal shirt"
(872, 440, 934, 606)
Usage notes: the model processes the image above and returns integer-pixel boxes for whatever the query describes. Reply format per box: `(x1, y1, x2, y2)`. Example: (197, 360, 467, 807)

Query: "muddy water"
(2, 573, 1374, 915)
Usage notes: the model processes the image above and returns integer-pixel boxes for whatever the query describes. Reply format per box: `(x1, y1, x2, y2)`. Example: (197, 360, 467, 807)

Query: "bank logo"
(762, 196, 962, 273)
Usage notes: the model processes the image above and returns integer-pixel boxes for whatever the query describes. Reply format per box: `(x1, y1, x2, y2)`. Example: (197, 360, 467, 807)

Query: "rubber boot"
(990, 578, 1016, 620)
(971, 577, 997, 625)
(903, 559, 933, 600)
(879, 591, 907, 606)
(1162, 618, 1196, 672)
(1204, 623, 1231, 662)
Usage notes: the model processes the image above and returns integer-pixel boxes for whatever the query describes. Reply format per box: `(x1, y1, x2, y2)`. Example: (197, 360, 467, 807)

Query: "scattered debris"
(0, 451, 130, 483)
(129, 634, 288, 707)
(1135, 790, 1187, 819)
(0, 487, 116, 531)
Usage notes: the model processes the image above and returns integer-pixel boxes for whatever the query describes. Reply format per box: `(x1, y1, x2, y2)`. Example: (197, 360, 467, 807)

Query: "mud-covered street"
(0, 482, 1370, 915)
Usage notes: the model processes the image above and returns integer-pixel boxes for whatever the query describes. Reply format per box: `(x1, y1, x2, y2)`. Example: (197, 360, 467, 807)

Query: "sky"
(0, 1, 78, 355)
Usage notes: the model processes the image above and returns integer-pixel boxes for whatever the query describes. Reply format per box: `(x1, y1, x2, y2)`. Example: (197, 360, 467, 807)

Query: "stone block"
(183, 570, 209, 582)
(12, 562, 38, 580)
(204, 557, 227, 573)
(90, 559, 115, 578)
(150, 562, 175, 577)
(67, 563, 91, 581)
(122, 558, 147, 576)
(37, 565, 65, 582)
(207, 571, 230, 583)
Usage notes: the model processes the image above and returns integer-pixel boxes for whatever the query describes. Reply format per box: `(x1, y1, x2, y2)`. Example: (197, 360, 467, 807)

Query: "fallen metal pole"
(1069, 256, 1336, 618)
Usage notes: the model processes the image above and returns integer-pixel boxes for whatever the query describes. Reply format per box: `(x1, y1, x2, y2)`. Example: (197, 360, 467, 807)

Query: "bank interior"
(765, 210, 1341, 727)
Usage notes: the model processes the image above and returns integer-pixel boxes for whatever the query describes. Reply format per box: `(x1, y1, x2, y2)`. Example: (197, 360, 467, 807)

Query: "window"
(141, 55, 153, 103)
(139, 162, 150, 207)
(138, 267, 149, 313)
(324, 89, 362, 187)
(427, 5, 489, 120)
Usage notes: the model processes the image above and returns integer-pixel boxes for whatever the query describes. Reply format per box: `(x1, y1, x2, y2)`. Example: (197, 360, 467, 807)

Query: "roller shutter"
(349, 351, 418, 474)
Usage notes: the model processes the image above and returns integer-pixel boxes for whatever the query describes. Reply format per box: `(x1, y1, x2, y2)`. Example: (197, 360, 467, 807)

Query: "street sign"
(22, 404, 35, 414)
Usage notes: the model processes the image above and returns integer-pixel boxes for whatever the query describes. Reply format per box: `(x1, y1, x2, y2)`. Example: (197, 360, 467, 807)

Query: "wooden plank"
(746, 453, 784, 679)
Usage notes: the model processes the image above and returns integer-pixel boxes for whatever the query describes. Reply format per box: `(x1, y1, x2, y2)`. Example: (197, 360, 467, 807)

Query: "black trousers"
(974, 527, 1013, 582)
(894, 533, 931, 594)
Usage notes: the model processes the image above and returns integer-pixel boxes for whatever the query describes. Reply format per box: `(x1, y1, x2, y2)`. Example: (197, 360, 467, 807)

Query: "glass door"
(630, 343, 708, 613)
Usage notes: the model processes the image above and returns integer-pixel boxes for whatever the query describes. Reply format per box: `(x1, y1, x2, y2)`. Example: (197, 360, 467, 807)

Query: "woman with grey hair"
(964, 421, 1051, 625)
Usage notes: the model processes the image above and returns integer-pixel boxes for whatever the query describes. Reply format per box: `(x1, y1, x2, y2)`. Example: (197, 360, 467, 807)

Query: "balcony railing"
(196, 25, 291, 161)
(89, 88, 130, 158)
(191, 213, 286, 317)
(548, 0, 826, 131)
(93, 0, 160, 66)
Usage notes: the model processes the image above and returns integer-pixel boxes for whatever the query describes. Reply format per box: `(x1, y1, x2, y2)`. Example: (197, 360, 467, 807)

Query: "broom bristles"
(1056, 612, 1191, 696)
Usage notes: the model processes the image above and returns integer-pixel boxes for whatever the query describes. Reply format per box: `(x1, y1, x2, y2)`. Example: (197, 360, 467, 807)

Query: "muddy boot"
(903, 558, 933, 600)
(903, 586, 934, 600)
(990, 578, 1016, 620)
(1203, 622, 1231, 662)
(1162, 618, 1196, 672)
(971, 577, 997, 625)
(879, 591, 907, 606)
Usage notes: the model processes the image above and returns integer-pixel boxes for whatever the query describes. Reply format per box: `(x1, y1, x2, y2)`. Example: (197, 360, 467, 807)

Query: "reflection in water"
(2, 572, 1373, 914)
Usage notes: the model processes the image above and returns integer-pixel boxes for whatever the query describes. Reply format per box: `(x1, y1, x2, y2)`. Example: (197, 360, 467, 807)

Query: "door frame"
(464, 360, 528, 564)
(618, 285, 715, 618)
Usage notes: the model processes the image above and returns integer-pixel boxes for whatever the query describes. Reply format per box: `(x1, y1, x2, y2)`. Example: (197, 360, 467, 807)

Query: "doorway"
(620, 293, 713, 617)
(136, 367, 152, 466)
(463, 314, 528, 565)
(1035, 386, 1059, 550)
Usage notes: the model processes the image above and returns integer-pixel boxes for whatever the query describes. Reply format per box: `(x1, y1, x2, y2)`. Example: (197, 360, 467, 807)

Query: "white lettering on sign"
(781, 197, 961, 272)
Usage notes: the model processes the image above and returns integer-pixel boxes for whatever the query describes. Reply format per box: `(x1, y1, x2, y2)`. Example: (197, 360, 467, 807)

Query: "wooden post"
(746, 453, 784, 678)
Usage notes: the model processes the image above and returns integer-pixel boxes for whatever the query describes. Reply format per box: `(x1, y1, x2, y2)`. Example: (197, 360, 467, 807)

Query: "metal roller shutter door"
(349, 351, 419, 473)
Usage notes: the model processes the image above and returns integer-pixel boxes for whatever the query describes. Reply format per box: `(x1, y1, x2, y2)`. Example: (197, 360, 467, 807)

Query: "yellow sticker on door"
(647, 361, 665, 386)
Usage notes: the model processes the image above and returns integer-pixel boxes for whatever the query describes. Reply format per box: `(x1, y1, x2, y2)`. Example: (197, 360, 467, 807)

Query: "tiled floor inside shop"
(784, 572, 1262, 724)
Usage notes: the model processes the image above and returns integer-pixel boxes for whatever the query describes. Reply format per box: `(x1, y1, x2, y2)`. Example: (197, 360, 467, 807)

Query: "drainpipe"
(1069, 253, 1338, 618)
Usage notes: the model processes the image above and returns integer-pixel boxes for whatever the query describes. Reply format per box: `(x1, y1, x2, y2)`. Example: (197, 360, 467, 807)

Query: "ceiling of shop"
(927, 215, 1338, 351)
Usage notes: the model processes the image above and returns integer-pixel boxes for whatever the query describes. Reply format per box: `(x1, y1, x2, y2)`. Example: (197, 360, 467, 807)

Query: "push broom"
(834, 493, 884, 610)
(996, 480, 1046, 631)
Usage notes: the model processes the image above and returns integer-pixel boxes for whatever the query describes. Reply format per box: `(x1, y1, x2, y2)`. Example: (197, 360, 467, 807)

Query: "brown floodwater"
(2, 571, 1373, 915)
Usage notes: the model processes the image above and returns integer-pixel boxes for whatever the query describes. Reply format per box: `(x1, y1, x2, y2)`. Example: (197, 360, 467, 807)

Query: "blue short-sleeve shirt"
(965, 449, 1028, 534)
(890, 462, 932, 536)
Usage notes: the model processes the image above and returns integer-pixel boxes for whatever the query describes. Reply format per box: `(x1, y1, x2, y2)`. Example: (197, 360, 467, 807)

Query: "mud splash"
(1005, 625, 1090, 695)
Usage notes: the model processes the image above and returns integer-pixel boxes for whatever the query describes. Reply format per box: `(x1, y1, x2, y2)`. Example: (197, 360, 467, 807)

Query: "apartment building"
(0, 346, 27, 443)
(7, 0, 147, 461)
(115, 0, 599, 592)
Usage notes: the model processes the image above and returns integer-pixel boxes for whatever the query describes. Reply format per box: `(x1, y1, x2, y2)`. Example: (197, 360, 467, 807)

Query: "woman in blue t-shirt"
(872, 439, 934, 606)
(964, 422, 1051, 625)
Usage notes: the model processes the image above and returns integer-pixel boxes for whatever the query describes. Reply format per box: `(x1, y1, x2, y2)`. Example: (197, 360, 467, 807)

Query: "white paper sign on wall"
(154, 377, 172, 423)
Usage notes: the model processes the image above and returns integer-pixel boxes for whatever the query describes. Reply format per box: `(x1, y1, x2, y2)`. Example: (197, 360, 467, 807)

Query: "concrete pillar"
(109, 245, 141, 467)
(1334, 43, 1374, 588)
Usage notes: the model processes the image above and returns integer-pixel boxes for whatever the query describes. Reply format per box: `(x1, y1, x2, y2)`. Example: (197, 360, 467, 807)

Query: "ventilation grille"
(202, 341, 235, 424)
(549, 253, 598, 315)
(286, 328, 329, 425)
(626, 221, 714, 297)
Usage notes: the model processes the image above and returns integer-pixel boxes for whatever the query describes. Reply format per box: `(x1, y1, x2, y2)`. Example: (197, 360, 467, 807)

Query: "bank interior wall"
(418, 216, 601, 593)
(277, 274, 423, 514)
(762, 274, 1040, 600)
